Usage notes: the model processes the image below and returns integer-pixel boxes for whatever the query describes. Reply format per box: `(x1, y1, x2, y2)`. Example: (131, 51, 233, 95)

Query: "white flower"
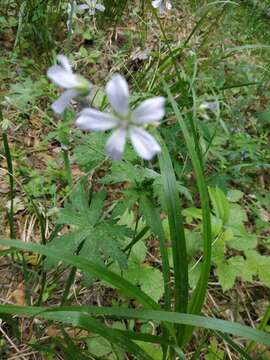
(78, 0, 105, 15)
(152, 0, 172, 13)
(75, 74, 165, 160)
(199, 101, 219, 112)
(47, 55, 90, 114)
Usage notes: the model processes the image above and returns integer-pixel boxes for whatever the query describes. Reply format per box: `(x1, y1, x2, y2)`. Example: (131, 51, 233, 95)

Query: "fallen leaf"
(11, 283, 26, 305)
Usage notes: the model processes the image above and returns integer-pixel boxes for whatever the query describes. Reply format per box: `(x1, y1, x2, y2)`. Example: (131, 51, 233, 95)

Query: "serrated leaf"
(125, 264, 164, 302)
(216, 261, 236, 291)
(74, 133, 107, 172)
(245, 250, 270, 288)
(45, 230, 90, 269)
(217, 256, 254, 291)
(49, 186, 129, 279)
(226, 224, 257, 251)
(101, 161, 157, 185)
(57, 186, 105, 228)
(9, 78, 46, 111)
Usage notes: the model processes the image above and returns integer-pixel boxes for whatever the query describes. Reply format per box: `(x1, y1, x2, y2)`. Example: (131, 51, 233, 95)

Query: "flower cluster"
(47, 55, 165, 160)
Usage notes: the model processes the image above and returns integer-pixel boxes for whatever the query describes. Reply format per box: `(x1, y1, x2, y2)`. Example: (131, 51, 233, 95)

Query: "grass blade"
(163, 81, 212, 344)
(0, 238, 158, 309)
(1, 305, 270, 347)
(158, 139, 189, 342)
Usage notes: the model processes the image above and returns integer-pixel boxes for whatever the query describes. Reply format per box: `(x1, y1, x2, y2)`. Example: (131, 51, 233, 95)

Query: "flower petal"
(47, 65, 78, 88)
(106, 74, 129, 116)
(105, 128, 127, 160)
(75, 108, 119, 131)
(51, 89, 77, 114)
(166, 1, 172, 10)
(57, 54, 72, 73)
(132, 96, 165, 124)
(78, 4, 89, 12)
(95, 3, 105, 11)
(152, 0, 162, 8)
(129, 127, 161, 160)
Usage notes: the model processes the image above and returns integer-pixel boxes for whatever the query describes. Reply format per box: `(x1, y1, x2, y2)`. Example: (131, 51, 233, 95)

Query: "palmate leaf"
(101, 161, 158, 185)
(9, 78, 46, 111)
(47, 183, 131, 276)
(74, 132, 107, 172)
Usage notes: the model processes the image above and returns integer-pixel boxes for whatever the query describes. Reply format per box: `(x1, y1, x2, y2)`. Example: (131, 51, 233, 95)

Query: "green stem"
(140, 195, 173, 359)
(246, 304, 270, 352)
(140, 196, 171, 312)
(36, 212, 47, 306)
(61, 239, 86, 306)
(2, 130, 15, 239)
(67, 0, 75, 53)
(62, 147, 73, 187)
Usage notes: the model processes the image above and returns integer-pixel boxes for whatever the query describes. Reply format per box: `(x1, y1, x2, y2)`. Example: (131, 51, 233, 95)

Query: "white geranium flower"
(47, 55, 90, 114)
(75, 74, 165, 160)
(199, 101, 219, 111)
(78, 0, 105, 15)
(152, 0, 172, 13)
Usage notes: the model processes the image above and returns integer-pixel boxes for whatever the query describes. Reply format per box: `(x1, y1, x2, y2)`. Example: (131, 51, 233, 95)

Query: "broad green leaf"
(226, 224, 257, 251)
(74, 132, 107, 172)
(246, 250, 270, 288)
(216, 256, 254, 291)
(227, 190, 244, 203)
(228, 204, 247, 225)
(86, 336, 112, 357)
(216, 261, 236, 291)
(137, 342, 163, 360)
(182, 207, 203, 221)
(110, 241, 164, 302)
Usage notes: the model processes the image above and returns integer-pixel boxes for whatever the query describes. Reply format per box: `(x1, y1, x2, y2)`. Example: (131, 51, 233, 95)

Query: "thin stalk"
(62, 147, 73, 188)
(140, 195, 173, 360)
(140, 195, 171, 311)
(246, 304, 270, 352)
(61, 239, 86, 306)
(67, 0, 75, 53)
(36, 212, 48, 306)
(61, 266, 77, 306)
(2, 124, 15, 239)
(148, 1, 183, 90)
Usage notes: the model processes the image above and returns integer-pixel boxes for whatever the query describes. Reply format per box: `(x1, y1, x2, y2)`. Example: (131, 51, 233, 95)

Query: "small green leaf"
(86, 336, 112, 357)
(209, 187, 230, 224)
(227, 190, 244, 203)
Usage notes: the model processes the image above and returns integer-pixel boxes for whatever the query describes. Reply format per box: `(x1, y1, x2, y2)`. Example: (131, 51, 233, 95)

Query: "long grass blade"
(0, 238, 158, 309)
(163, 81, 212, 343)
(158, 140, 189, 342)
(1, 305, 270, 347)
